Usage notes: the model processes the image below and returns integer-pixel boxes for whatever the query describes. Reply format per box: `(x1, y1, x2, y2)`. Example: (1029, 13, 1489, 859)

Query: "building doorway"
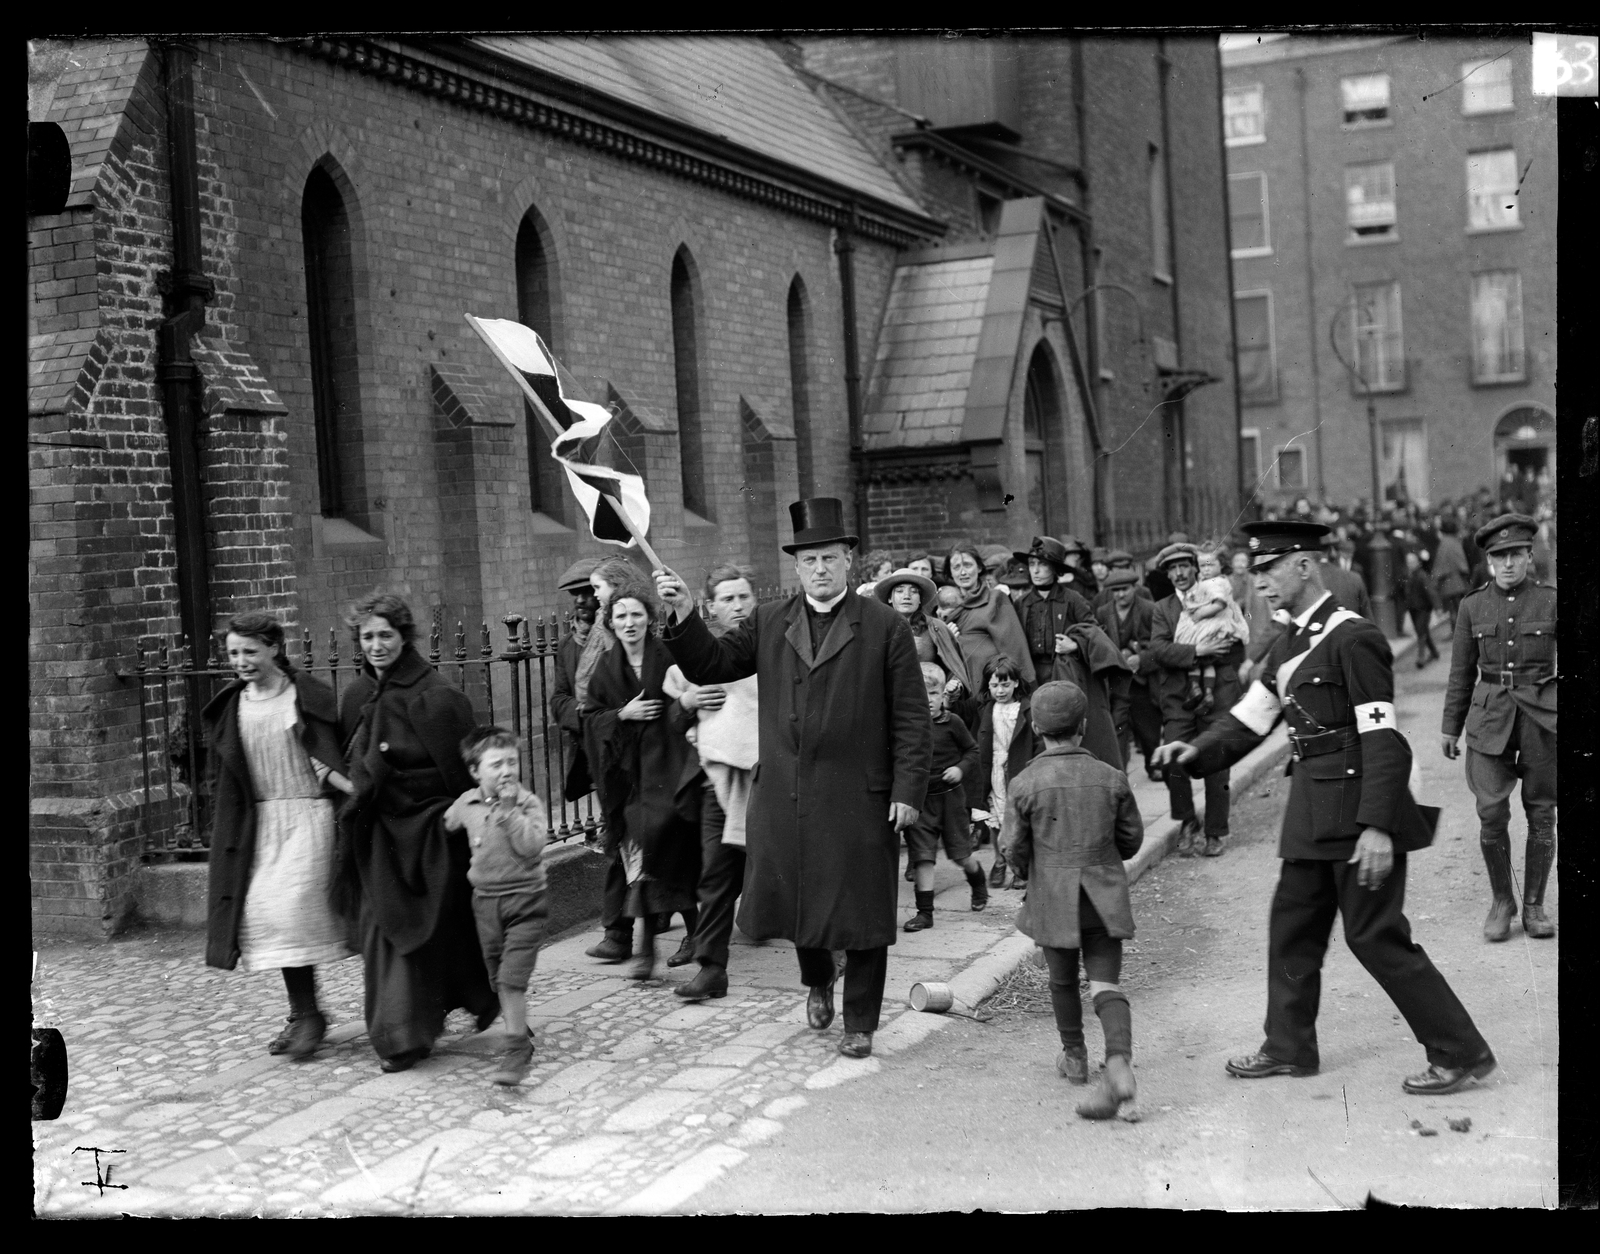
(1492, 404, 1554, 514)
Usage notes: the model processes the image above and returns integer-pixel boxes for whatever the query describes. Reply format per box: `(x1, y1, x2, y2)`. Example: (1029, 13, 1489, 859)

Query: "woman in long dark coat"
(583, 585, 703, 981)
(204, 611, 355, 1061)
(335, 593, 497, 1072)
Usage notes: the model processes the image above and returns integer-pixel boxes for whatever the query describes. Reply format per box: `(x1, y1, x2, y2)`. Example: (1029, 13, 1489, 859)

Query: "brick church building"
(28, 36, 1241, 935)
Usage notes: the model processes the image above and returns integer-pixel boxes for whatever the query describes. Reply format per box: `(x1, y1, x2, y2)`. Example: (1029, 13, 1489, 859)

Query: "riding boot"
(1521, 829, 1556, 938)
(1481, 836, 1517, 942)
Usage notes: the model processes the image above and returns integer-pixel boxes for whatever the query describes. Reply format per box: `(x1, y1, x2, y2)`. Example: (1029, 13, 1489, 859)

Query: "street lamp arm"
(1065, 283, 1149, 344)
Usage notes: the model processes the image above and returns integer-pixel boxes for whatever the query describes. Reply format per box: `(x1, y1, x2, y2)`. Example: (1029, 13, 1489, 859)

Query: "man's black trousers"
(693, 782, 747, 970)
(1263, 855, 1490, 1071)
(795, 946, 888, 1034)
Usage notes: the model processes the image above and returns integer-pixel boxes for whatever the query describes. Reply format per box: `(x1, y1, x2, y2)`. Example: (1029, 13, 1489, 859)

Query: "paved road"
(697, 636, 1559, 1211)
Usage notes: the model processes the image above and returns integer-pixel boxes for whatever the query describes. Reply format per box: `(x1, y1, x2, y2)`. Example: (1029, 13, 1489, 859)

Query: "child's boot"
(1199, 676, 1215, 715)
(1076, 990, 1136, 1120)
(491, 1031, 535, 1087)
(1182, 673, 1204, 711)
(904, 889, 935, 932)
(1057, 1045, 1089, 1084)
(965, 863, 989, 912)
(988, 852, 1008, 889)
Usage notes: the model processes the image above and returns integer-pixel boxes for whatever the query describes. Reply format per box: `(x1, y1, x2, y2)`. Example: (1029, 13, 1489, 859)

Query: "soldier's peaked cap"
(1474, 512, 1538, 554)
(1240, 520, 1331, 569)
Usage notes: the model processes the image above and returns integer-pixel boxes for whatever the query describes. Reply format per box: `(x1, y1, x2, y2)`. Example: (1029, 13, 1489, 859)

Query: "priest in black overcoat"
(654, 499, 931, 1060)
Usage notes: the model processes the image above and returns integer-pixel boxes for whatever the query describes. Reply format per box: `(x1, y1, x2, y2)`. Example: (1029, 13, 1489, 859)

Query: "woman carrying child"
(1002, 681, 1145, 1121)
(1172, 546, 1250, 714)
(582, 584, 704, 981)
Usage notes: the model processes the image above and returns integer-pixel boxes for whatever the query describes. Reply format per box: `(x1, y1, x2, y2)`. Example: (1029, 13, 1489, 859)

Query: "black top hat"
(782, 497, 860, 554)
(1240, 520, 1331, 569)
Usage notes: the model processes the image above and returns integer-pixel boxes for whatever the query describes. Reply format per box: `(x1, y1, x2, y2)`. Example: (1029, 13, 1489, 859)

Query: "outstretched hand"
(1151, 741, 1197, 768)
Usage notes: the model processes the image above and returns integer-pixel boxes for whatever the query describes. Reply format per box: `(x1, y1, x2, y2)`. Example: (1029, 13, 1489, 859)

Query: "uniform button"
(790, 714, 798, 721)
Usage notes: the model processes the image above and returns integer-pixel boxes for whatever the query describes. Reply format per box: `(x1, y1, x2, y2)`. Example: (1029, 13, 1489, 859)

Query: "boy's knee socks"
(1049, 975, 1085, 1049)
(1092, 989, 1132, 1061)
(913, 890, 935, 915)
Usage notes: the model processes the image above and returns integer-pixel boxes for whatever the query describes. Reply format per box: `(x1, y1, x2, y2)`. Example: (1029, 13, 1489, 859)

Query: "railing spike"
(429, 619, 442, 665)
(480, 619, 493, 660)
(454, 620, 467, 663)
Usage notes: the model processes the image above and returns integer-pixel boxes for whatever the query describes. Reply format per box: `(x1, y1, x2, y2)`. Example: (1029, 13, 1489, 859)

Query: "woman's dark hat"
(874, 569, 937, 614)
(1473, 512, 1538, 554)
(1241, 520, 1331, 569)
(1013, 535, 1070, 571)
(783, 497, 859, 554)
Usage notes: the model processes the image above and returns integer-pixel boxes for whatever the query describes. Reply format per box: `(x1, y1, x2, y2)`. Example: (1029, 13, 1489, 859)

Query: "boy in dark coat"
(905, 662, 986, 930)
(1402, 551, 1441, 667)
(1002, 682, 1144, 1121)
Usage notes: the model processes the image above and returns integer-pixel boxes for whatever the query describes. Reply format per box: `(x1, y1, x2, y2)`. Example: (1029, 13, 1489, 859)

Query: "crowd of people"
(198, 487, 1550, 1118)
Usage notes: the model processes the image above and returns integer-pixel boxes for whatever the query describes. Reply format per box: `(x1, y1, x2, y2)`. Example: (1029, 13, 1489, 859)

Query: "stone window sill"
(313, 514, 385, 557)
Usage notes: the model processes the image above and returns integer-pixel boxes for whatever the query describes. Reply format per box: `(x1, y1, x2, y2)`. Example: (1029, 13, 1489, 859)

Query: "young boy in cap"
(905, 661, 988, 929)
(1001, 681, 1144, 1120)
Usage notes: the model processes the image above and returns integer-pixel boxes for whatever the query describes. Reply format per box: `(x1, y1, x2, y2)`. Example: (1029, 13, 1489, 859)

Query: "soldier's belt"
(1479, 667, 1554, 689)
(1287, 725, 1361, 761)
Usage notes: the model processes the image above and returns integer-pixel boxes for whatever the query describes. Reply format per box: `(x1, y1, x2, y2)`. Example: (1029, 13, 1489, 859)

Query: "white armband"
(1231, 680, 1282, 736)
(1354, 701, 1397, 733)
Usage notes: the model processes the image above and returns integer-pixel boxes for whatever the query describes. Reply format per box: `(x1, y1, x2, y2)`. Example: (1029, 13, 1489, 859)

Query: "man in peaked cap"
(1092, 550, 1154, 613)
(1145, 540, 1245, 856)
(653, 499, 930, 1061)
(1096, 567, 1162, 780)
(1441, 512, 1558, 941)
(1155, 519, 1495, 1096)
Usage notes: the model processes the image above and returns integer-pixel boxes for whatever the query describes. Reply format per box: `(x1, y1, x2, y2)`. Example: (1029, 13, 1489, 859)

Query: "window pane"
(1341, 73, 1390, 124)
(1380, 419, 1428, 505)
(1353, 282, 1404, 390)
(1467, 148, 1519, 228)
(1462, 57, 1513, 113)
(1235, 294, 1275, 402)
(1278, 447, 1306, 489)
(1345, 162, 1396, 237)
(1229, 173, 1268, 251)
(1240, 431, 1261, 487)
(1224, 84, 1264, 143)
(1472, 270, 1525, 381)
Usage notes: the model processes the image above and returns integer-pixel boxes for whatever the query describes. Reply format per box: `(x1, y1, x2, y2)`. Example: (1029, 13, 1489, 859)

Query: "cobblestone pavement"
(33, 851, 1034, 1217)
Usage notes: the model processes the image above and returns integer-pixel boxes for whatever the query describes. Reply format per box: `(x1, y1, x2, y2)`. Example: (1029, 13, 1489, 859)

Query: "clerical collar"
(805, 589, 847, 613)
(1292, 591, 1334, 631)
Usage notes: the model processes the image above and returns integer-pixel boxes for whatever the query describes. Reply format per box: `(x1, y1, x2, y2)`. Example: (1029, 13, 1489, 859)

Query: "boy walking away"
(1173, 548, 1250, 714)
(1001, 682, 1145, 1121)
(1403, 551, 1442, 667)
(444, 727, 549, 1086)
(905, 662, 988, 930)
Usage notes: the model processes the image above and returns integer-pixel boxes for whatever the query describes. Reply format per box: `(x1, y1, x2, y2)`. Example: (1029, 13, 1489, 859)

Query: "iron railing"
(122, 586, 793, 858)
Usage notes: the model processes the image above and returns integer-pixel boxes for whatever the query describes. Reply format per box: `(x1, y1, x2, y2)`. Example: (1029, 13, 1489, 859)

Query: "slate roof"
(28, 39, 154, 206)
(473, 36, 923, 217)
(862, 254, 994, 451)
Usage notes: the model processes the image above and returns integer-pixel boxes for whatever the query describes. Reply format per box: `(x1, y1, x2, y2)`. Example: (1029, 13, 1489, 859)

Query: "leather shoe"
(268, 1014, 302, 1056)
(1521, 903, 1555, 939)
(1175, 819, 1203, 856)
(806, 981, 836, 1030)
(379, 1047, 430, 1074)
(1057, 1046, 1088, 1084)
(1225, 1050, 1317, 1079)
(838, 1032, 873, 1058)
(585, 935, 631, 963)
(1483, 899, 1515, 943)
(988, 859, 1007, 889)
(1076, 1054, 1137, 1120)
(285, 1011, 326, 1062)
(1401, 1052, 1496, 1095)
(665, 934, 697, 967)
(1202, 836, 1224, 858)
(674, 965, 729, 1001)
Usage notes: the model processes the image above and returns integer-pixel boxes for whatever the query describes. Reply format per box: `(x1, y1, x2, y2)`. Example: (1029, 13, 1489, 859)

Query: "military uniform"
(1182, 521, 1493, 1091)
(1441, 513, 1557, 941)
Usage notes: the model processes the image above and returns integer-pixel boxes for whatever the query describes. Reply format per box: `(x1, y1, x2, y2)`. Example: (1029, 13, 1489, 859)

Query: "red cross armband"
(1355, 701, 1397, 733)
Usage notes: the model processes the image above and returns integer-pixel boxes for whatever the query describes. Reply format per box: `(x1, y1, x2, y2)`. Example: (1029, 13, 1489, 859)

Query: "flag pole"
(464, 313, 666, 571)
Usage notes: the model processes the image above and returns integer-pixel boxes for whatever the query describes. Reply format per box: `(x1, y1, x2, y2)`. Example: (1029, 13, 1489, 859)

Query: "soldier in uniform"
(1155, 520, 1496, 1096)
(1440, 513, 1558, 942)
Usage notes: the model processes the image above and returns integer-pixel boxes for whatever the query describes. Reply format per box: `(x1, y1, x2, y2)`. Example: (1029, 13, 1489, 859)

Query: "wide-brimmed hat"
(1153, 542, 1201, 571)
(557, 557, 601, 593)
(1013, 535, 1070, 571)
(874, 569, 937, 614)
(1240, 520, 1331, 569)
(782, 497, 859, 555)
(1473, 512, 1538, 555)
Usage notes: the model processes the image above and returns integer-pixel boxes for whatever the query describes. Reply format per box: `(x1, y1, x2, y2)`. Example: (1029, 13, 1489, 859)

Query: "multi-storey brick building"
(1221, 34, 1558, 513)
(29, 35, 1242, 936)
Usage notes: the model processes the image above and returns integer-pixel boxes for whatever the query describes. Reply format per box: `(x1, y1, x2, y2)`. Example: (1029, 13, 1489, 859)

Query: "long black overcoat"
(663, 590, 931, 950)
(202, 670, 345, 970)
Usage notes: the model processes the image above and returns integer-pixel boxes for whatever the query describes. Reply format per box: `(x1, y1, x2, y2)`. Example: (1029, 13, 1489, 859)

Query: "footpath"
(36, 636, 1409, 1217)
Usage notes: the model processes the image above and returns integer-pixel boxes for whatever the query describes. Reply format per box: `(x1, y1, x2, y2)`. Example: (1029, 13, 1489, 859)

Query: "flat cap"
(1056, 534, 1092, 558)
(1102, 568, 1140, 589)
(1153, 542, 1201, 571)
(1106, 549, 1135, 567)
(980, 543, 1014, 570)
(1240, 520, 1331, 569)
(1473, 512, 1538, 554)
(557, 557, 602, 592)
(1031, 681, 1087, 736)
